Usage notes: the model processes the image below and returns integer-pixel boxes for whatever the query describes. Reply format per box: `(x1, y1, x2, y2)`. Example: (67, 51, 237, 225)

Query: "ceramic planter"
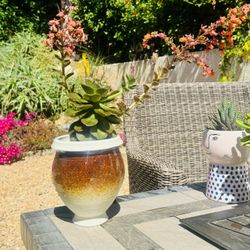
(51, 135, 124, 226)
(203, 129, 250, 203)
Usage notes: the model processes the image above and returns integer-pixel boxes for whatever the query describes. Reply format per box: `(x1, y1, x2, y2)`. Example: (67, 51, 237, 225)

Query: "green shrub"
(72, 0, 164, 62)
(0, 31, 67, 118)
(219, 36, 250, 81)
(72, 0, 249, 63)
(183, 0, 247, 7)
(0, 0, 58, 41)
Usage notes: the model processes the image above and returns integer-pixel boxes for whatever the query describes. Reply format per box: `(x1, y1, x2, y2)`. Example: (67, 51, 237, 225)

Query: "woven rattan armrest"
(127, 147, 188, 193)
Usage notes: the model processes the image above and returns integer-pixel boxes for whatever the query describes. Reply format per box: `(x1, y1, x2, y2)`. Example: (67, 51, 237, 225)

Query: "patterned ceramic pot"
(206, 163, 250, 203)
(51, 135, 124, 226)
(203, 129, 250, 203)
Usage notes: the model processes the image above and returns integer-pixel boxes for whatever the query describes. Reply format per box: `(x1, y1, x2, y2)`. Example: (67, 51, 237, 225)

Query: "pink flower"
(67, 25, 74, 32)
(0, 112, 32, 164)
(45, 7, 88, 58)
(158, 33, 166, 39)
(49, 20, 59, 26)
(57, 11, 65, 18)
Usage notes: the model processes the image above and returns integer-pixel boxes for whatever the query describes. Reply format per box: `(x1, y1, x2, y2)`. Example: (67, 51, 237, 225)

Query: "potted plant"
(51, 79, 128, 226)
(203, 99, 250, 203)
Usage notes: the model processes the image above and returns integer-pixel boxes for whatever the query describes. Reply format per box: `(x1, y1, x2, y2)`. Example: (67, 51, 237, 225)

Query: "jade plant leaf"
(75, 131, 92, 141)
(81, 114, 98, 126)
(99, 118, 114, 134)
(240, 135, 250, 147)
(106, 115, 122, 124)
(94, 108, 112, 117)
(83, 93, 102, 102)
(101, 90, 121, 102)
(99, 103, 123, 116)
(236, 119, 250, 130)
(65, 108, 79, 117)
(81, 84, 95, 95)
(97, 87, 109, 96)
(68, 93, 88, 103)
(71, 103, 93, 110)
(90, 126, 108, 139)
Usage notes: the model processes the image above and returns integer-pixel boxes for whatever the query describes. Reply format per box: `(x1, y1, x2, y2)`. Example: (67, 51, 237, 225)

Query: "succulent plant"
(236, 113, 250, 147)
(66, 78, 124, 141)
(207, 99, 241, 131)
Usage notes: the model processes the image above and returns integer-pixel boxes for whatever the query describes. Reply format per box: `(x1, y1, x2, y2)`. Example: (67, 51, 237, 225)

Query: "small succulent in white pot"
(203, 99, 249, 165)
(203, 99, 250, 203)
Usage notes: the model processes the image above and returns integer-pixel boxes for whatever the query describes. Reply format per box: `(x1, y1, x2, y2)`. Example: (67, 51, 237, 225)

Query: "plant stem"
(126, 56, 176, 113)
(61, 50, 67, 91)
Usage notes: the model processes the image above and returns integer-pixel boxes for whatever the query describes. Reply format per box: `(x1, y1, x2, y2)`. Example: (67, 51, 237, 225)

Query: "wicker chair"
(123, 81, 250, 193)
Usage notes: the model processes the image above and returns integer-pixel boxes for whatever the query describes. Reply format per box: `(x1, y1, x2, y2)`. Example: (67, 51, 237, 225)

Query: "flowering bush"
(142, 4, 250, 77)
(12, 115, 64, 153)
(0, 112, 35, 165)
(120, 4, 250, 112)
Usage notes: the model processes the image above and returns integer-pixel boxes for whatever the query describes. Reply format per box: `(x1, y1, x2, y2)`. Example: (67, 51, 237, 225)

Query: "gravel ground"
(0, 148, 129, 250)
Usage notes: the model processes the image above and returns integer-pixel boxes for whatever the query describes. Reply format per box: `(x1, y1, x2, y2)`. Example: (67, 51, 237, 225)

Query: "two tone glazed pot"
(51, 135, 124, 226)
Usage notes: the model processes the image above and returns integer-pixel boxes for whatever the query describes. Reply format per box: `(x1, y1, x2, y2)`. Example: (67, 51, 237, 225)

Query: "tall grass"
(0, 31, 67, 118)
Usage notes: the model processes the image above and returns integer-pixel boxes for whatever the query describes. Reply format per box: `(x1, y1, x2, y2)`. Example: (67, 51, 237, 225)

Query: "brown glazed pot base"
(52, 148, 125, 219)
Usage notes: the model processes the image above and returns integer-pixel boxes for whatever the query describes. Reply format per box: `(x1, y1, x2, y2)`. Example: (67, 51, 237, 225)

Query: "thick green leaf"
(98, 118, 114, 134)
(65, 108, 78, 117)
(85, 79, 99, 90)
(94, 108, 112, 117)
(236, 119, 250, 130)
(121, 74, 136, 92)
(69, 131, 78, 141)
(90, 126, 108, 139)
(81, 114, 98, 126)
(99, 103, 123, 116)
(69, 122, 94, 141)
(69, 121, 80, 133)
(96, 87, 109, 96)
(71, 103, 93, 110)
(76, 131, 92, 141)
(101, 90, 121, 102)
(81, 84, 95, 95)
(240, 135, 250, 143)
(74, 124, 84, 132)
(84, 94, 102, 102)
(106, 115, 122, 124)
(68, 93, 88, 103)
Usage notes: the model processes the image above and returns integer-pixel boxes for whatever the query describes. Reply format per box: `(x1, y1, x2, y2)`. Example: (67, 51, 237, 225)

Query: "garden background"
(0, 0, 250, 249)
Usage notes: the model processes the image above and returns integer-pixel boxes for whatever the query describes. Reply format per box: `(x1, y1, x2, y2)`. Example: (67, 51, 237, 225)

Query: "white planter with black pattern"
(203, 129, 250, 203)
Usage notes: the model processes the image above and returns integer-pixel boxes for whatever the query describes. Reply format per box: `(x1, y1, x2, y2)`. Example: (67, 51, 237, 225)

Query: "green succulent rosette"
(66, 79, 123, 141)
(208, 99, 241, 131)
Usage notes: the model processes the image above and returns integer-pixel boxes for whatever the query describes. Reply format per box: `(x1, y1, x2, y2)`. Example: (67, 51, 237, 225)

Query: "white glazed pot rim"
(51, 134, 123, 152)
